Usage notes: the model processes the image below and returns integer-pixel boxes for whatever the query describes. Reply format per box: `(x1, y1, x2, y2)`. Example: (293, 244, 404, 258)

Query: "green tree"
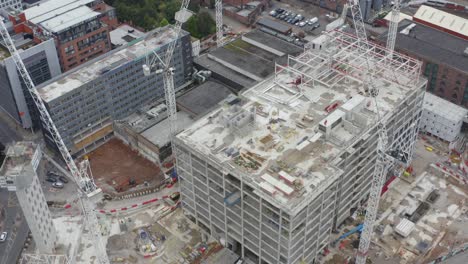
(160, 18, 169, 27)
(184, 16, 200, 38)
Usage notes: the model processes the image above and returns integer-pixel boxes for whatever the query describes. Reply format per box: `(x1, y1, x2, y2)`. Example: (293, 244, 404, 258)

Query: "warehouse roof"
(24, 0, 98, 33)
(242, 29, 303, 56)
(379, 19, 468, 72)
(413, 5, 468, 39)
(178, 81, 233, 118)
(256, 18, 292, 34)
(177, 30, 425, 215)
(38, 26, 187, 102)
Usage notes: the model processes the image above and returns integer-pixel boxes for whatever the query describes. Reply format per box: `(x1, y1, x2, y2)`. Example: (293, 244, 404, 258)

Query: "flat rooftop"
(141, 111, 194, 148)
(379, 19, 468, 73)
(243, 29, 303, 56)
(110, 24, 145, 47)
(24, 0, 98, 33)
(0, 142, 37, 177)
(178, 81, 234, 118)
(194, 54, 257, 90)
(38, 26, 185, 102)
(177, 30, 425, 215)
(210, 38, 284, 81)
(424, 92, 467, 122)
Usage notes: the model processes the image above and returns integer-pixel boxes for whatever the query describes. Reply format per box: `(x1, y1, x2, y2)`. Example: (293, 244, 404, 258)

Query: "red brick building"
(379, 16, 468, 107)
(9, 0, 118, 72)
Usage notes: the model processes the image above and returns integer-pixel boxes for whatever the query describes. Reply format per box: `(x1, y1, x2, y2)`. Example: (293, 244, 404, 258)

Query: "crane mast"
(0, 19, 110, 264)
(346, 1, 397, 263)
(215, 0, 224, 47)
(386, 0, 401, 56)
(143, 0, 192, 158)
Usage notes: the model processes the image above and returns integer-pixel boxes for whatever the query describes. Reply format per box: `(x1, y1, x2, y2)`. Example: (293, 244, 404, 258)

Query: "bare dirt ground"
(87, 138, 164, 193)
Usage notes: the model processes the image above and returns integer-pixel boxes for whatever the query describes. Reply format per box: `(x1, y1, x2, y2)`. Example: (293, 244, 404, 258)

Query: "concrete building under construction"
(174, 30, 426, 264)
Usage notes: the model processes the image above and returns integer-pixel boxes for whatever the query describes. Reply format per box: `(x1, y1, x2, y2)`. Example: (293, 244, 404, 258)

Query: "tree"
(160, 18, 169, 27)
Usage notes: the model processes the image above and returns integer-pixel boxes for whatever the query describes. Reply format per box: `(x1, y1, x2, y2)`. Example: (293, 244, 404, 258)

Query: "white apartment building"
(174, 31, 426, 264)
(420, 92, 468, 142)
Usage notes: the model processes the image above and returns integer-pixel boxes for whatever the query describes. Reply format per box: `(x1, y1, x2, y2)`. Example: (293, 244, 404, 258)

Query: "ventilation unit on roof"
(400, 23, 416, 35)
(463, 47, 468, 57)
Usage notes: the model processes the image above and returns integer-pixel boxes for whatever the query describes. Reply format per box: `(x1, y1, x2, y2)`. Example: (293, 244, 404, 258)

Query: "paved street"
(0, 118, 21, 145)
(0, 190, 29, 264)
(443, 252, 468, 264)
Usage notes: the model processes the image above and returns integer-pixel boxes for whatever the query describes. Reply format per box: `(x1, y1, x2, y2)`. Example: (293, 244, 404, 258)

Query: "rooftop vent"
(463, 47, 468, 57)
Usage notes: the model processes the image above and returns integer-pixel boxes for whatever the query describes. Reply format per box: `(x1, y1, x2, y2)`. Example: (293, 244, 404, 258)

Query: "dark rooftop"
(256, 18, 292, 34)
(243, 29, 303, 56)
(210, 38, 279, 79)
(178, 81, 233, 118)
(194, 54, 257, 90)
(379, 19, 468, 73)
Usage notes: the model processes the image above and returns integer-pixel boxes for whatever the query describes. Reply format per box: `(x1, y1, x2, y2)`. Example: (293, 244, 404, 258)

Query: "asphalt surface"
(0, 120, 21, 146)
(0, 190, 29, 264)
(443, 251, 468, 264)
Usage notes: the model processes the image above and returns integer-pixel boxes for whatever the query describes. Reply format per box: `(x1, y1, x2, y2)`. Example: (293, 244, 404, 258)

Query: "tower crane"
(345, 1, 410, 263)
(386, 0, 401, 56)
(215, 0, 224, 47)
(142, 2, 192, 158)
(0, 19, 110, 264)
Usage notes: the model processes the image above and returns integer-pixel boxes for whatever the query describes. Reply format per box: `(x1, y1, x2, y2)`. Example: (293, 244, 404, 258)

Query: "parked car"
(47, 171, 59, 177)
(308, 17, 319, 25)
(0, 232, 7, 242)
(312, 23, 321, 30)
(299, 21, 307, 27)
(52, 182, 64, 189)
(58, 176, 69, 183)
(269, 10, 277, 16)
(46, 177, 57, 183)
(275, 8, 284, 13)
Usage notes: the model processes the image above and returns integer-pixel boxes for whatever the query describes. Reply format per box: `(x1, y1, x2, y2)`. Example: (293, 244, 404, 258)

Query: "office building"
(0, 38, 61, 129)
(0, 0, 21, 10)
(37, 26, 193, 156)
(8, 0, 118, 72)
(174, 30, 426, 263)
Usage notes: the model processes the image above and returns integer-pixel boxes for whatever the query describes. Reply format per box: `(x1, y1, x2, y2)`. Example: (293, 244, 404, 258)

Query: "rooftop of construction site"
(177, 29, 425, 215)
(37, 26, 186, 102)
(0, 141, 37, 177)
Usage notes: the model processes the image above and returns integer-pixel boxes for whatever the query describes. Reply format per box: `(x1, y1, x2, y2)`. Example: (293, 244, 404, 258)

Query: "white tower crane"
(142, 1, 192, 157)
(215, 0, 224, 47)
(386, 0, 401, 56)
(346, 1, 410, 263)
(0, 20, 110, 264)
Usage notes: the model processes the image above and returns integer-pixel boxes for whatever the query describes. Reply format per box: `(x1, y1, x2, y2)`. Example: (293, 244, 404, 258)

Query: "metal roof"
(24, 0, 98, 33)
(256, 18, 291, 34)
(414, 5, 468, 38)
(379, 19, 468, 73)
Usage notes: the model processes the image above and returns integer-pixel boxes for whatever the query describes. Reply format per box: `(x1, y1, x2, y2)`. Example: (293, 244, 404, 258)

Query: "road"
(443, 251, 468, 264)
(0, 190, 29, 264)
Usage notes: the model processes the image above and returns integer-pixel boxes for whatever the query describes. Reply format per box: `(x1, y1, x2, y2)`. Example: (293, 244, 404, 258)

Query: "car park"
(0, 232, 7, 242)
(58, 176, 69, 183)
(52, 182, 64, 189)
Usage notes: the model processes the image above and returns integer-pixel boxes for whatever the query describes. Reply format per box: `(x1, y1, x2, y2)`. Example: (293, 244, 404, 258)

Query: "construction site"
(174, 26, 426, 263)
(2, 0, 468, 262)
(87, 138, 165, 194)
